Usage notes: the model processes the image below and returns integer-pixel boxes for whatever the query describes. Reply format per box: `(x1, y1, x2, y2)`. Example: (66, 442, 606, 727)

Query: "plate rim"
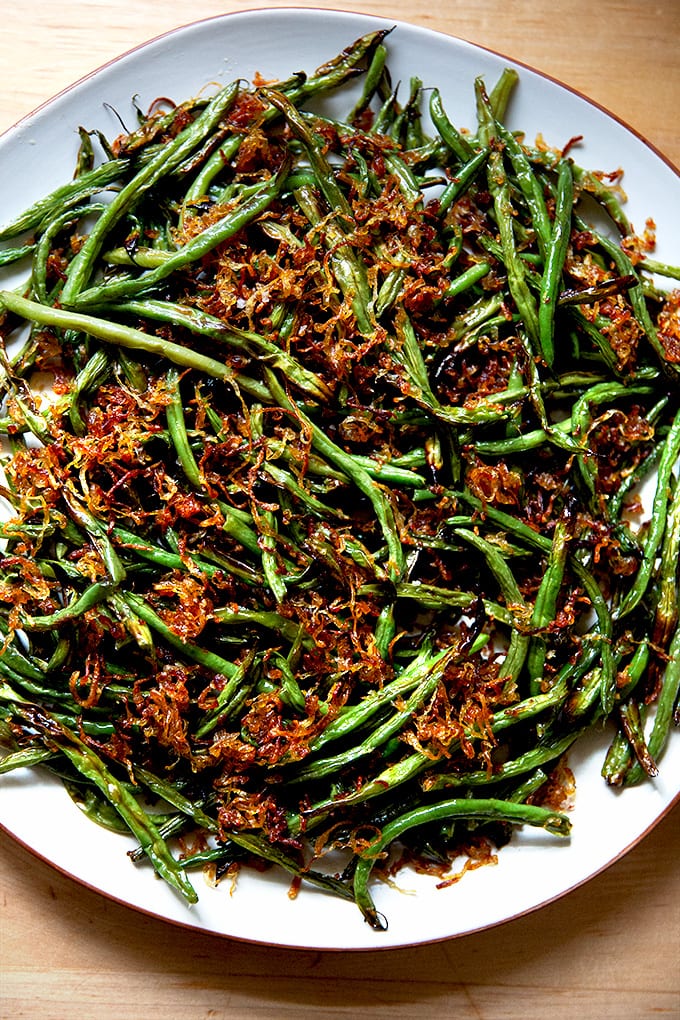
(2, 792, 678, 952)
(1, 5, 678, 951)
(2, 4, 678, 177)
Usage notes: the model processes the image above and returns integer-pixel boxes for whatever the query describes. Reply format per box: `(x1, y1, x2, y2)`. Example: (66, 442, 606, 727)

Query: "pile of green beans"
(0, 30, 678, 931)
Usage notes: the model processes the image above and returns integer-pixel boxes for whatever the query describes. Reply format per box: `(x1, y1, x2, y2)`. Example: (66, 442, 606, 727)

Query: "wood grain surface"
(1, 3, 679, 1018)
(1, 0, 679, 166)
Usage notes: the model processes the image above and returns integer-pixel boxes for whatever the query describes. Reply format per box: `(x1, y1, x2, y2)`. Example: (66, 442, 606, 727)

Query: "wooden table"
(1, 2, 678, 1017)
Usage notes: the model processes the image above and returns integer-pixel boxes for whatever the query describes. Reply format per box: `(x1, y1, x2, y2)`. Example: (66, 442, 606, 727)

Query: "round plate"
(0, 7, 678, 951)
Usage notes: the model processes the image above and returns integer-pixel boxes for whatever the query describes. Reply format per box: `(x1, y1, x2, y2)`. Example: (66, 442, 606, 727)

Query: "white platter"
(0, 7, 678, 951)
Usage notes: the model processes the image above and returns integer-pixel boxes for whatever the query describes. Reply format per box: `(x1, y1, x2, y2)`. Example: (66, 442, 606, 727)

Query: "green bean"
(496, 122, 552, 259)
(618, 699, 658, 777)
(0, 621, 53, 683)
(265, 90, 353, 218)
(61, 489, 127, 584)
(576, 214, 679, 378)
(354, 796, 570, 929)
(302, 671, 574, 822)
(59, 82, 240, 303)
(572, 165, 632, 236)
(359, 580, 515, 628)
(0, 160, 130, 241)
(294, 28, 391, 102)
(0, 243, 34, 267)
(601, 725, 636, 787)
(403, 76, 426, 149)
(638, 257, 680, 281)
(0, 290, 248, 392)
(4, 697, 197, 902)
(121, 591, 239, 678)
(289, 654, 451, 783)
(188, 31, 389, 202)
(165, 367, 204, 490)
(21, 580, 114, 630)
(424, 730, 581, 792)
(488, 68, 519, 121)
(263, 459, 345, 518)
(566, 306, 624, 373)
(537, 159, 574, 366)
(72, 154, 290, 307)
(572, 559, 616, 713)
(617, 409, 680, 618)
(624, 619, 680, 786)
(68, 347, 112, 435)
(454, 527, 530, 682)
(192, 650, 258, 737)
(264, 368, 406, 581)
(111, 298, 332, 402)
(527, 522, 570, 696)
(475, 417, 574, 456)
(221, 830, 355, 903)
(214, 606, 306, 646)
(306, 642, 442, 753)
(272, 651, 307, 711)
(443, 260, 491, 300)
(608, 411, 667, 521)
(31, 203, 107, 304)
(429, 88, 474, 162)
(507, 768, 550, 803)
(371, 82, 400, 135)
(476, 80, 540, 348)
(383, 152, 423, 202)
(0, 744, 55, 773)
(570, 380, 655, 505)
(216, 503, 263, 557)
(102, 246, 175, 269)
(650, 477, 680, 664)
(436, 146, 490, 217)
(294, 183, 374, 336)
(348, 42, 389, 122)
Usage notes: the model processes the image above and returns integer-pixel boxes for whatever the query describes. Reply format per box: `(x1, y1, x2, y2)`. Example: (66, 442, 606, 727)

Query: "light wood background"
(1, 0, 679, 167)
(1, 3, 679, 1018)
